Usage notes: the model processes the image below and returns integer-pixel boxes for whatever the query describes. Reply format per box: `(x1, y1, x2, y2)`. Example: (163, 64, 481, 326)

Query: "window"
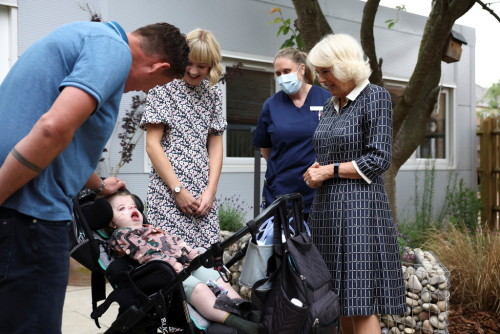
(416, 91, 447, 159)
(384, 79, 454, 169)
(0, 1, 17, 84)
(219, 55, 275, 171)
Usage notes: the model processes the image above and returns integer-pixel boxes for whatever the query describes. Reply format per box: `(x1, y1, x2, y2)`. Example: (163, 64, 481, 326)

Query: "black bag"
(252, 194, 339, 334)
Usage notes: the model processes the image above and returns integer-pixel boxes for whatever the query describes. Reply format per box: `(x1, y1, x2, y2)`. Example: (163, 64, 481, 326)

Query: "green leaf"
(282, 38, 295, 48)
(277, 25, 285, 37)
(384, 19, 393, 24)
(388, 22, 395, 29)
(283, 26, 290, 35)
(296, 36, 304, 50)
(269, 17, 283, 24)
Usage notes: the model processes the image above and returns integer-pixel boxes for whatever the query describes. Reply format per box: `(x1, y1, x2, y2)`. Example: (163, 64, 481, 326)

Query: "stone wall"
(221, 230, 252, 300)
(380, 248, 450, 334)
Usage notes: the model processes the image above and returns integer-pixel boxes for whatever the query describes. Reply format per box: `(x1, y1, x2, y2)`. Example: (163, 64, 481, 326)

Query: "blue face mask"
(276, 70, 302, 95)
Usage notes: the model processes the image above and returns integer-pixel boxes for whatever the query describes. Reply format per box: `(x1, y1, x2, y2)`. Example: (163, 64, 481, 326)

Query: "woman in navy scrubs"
(252, 48, 331, 221)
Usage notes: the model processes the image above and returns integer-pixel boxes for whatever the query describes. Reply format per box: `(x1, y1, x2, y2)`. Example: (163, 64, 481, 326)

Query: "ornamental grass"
(424, 224, 500, 314)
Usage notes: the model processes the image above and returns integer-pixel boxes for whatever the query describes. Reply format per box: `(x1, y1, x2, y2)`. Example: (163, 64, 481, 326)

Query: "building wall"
(12, 0, 477, 222)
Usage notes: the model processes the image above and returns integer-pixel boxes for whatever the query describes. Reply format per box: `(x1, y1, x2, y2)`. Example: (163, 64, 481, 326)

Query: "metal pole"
(254, 148, 261, 217)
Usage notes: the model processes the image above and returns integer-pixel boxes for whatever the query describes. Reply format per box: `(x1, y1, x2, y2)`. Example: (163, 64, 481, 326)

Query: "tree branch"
(361, 0, 384, 86)
(475, 0, 500, 23)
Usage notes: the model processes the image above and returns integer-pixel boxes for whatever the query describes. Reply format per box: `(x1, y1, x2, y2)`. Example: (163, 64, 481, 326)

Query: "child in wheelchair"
(105, 190, 264, 334)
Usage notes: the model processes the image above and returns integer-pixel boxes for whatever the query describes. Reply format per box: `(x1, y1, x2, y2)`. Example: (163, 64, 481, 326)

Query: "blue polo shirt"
(0, 21, 131, 221)
(253, 85, 331, 212)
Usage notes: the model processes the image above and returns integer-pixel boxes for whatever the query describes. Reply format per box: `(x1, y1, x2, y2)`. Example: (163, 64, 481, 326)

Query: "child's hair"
(274, 47, 315, 85)
(103, 189, 132, 203)
(186, 29, 222, 85)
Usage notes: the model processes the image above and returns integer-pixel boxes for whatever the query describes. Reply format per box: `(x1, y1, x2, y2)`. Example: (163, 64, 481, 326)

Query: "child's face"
(109, 195, 143, 229)
(184, 61, 210, 86)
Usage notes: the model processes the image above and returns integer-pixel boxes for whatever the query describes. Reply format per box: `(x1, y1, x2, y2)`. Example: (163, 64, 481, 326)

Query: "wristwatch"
(93, 179, 106, 194)
(173, 185, 183, 194)
(333, 163, 340, 179)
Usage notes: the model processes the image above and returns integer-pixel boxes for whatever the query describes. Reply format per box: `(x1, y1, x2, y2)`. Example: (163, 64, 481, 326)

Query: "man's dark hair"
(133, 23, 190, 79)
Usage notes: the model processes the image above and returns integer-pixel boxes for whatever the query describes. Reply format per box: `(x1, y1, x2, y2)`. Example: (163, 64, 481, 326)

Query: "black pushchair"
(69, 191, 338, 333)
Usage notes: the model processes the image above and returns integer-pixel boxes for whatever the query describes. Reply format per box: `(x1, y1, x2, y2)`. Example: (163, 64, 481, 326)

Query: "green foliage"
(478, 81, 500, 118)
(438, 173, 483, 231)
(217, 195, 249, 232)
(483, 80, 500, 109)
(413, 161, 436, 229)
(424, 224, 500, 313)
(397, 161, 482, 248)
(397, 161, 439, 248)
(384, 5, 406, 30)
(269, 7, 304, 50)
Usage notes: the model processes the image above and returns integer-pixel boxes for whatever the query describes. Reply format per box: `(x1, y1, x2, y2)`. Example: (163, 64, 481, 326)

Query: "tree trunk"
(291, 0, 477, 221)
(361, 0, 384, 87)
(291, 0, 332, 52)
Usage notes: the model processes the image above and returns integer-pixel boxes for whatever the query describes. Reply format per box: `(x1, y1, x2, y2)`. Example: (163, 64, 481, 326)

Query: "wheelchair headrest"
(79, 191, 145, 231)
(81, 198, 114, 231)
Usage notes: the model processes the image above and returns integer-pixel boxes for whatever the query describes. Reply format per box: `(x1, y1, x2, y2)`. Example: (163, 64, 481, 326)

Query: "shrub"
(217, 195, 249, 232)
(398, 164, 482, 248)
(424, 224, 500, 313)
(437, 173, 483, 231)
(397, 162, 439, 248)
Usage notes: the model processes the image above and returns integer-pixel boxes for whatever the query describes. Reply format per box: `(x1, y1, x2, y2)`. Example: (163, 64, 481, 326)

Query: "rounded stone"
(408, 275, 423, 293)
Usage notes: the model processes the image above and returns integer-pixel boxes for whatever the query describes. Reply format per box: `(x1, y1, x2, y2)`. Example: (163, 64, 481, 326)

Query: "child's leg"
(186, 268, 264, 333)
(189, 266, 241, 299)
(215, 277, 240, 299)
(188, 281, 229, 323)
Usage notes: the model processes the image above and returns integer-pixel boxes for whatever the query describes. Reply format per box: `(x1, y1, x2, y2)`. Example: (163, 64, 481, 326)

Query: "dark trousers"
(0, 207, 70, 334)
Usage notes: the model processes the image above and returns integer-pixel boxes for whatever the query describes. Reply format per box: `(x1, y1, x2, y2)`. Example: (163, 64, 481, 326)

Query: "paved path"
(63, 285, 118, 334)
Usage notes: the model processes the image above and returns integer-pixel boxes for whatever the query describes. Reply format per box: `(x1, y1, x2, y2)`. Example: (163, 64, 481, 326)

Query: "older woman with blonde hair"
(303, 34, 405, 334)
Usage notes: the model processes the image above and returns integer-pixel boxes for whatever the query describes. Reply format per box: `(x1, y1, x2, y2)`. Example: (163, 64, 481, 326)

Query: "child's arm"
(171, 235, 200, 262)
(110, 227, 184, 272)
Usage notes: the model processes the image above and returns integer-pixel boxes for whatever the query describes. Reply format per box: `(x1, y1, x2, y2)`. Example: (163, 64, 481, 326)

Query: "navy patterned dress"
(309, 83, 405, 316)
(140, 79, 227, 249)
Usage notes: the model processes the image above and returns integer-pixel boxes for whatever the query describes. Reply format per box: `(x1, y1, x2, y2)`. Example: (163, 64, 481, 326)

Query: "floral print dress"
(140, 79, 227, 249)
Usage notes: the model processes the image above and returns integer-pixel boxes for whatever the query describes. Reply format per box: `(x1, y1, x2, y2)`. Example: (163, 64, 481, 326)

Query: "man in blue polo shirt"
(0, 21, 188, 333)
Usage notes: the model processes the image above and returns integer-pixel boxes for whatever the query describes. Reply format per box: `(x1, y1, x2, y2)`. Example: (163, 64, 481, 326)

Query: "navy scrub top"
(253, 85, 332, 213)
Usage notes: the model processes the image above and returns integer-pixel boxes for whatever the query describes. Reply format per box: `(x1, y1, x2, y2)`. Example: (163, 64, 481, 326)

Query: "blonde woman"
(140, 29, 226, 249)
(304, 34, 405, 334)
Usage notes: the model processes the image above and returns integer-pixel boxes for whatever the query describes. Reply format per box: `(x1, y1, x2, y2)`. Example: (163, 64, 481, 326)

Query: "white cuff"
(352, 161, 372, 184)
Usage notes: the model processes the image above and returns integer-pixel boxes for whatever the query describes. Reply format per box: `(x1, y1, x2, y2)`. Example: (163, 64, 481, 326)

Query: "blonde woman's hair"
(274, 48, 315, 84)
(307, 34, 371, 86)
(186, 29, 223, 85)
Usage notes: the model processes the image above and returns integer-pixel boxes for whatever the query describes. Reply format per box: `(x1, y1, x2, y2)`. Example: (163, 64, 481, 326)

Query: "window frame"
(0, 0, 18, 84)
(384, 77, 456, 171)
(219, 51, 276, 173)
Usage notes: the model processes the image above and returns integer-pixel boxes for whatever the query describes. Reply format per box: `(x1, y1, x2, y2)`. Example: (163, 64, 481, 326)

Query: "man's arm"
(0, 86, 97, 205)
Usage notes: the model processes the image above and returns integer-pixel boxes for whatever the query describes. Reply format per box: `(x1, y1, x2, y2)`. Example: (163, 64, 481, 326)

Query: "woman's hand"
(174, 189, 201, 215)
(303, 162, 330, 188)
(194, 189, 215, 216)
